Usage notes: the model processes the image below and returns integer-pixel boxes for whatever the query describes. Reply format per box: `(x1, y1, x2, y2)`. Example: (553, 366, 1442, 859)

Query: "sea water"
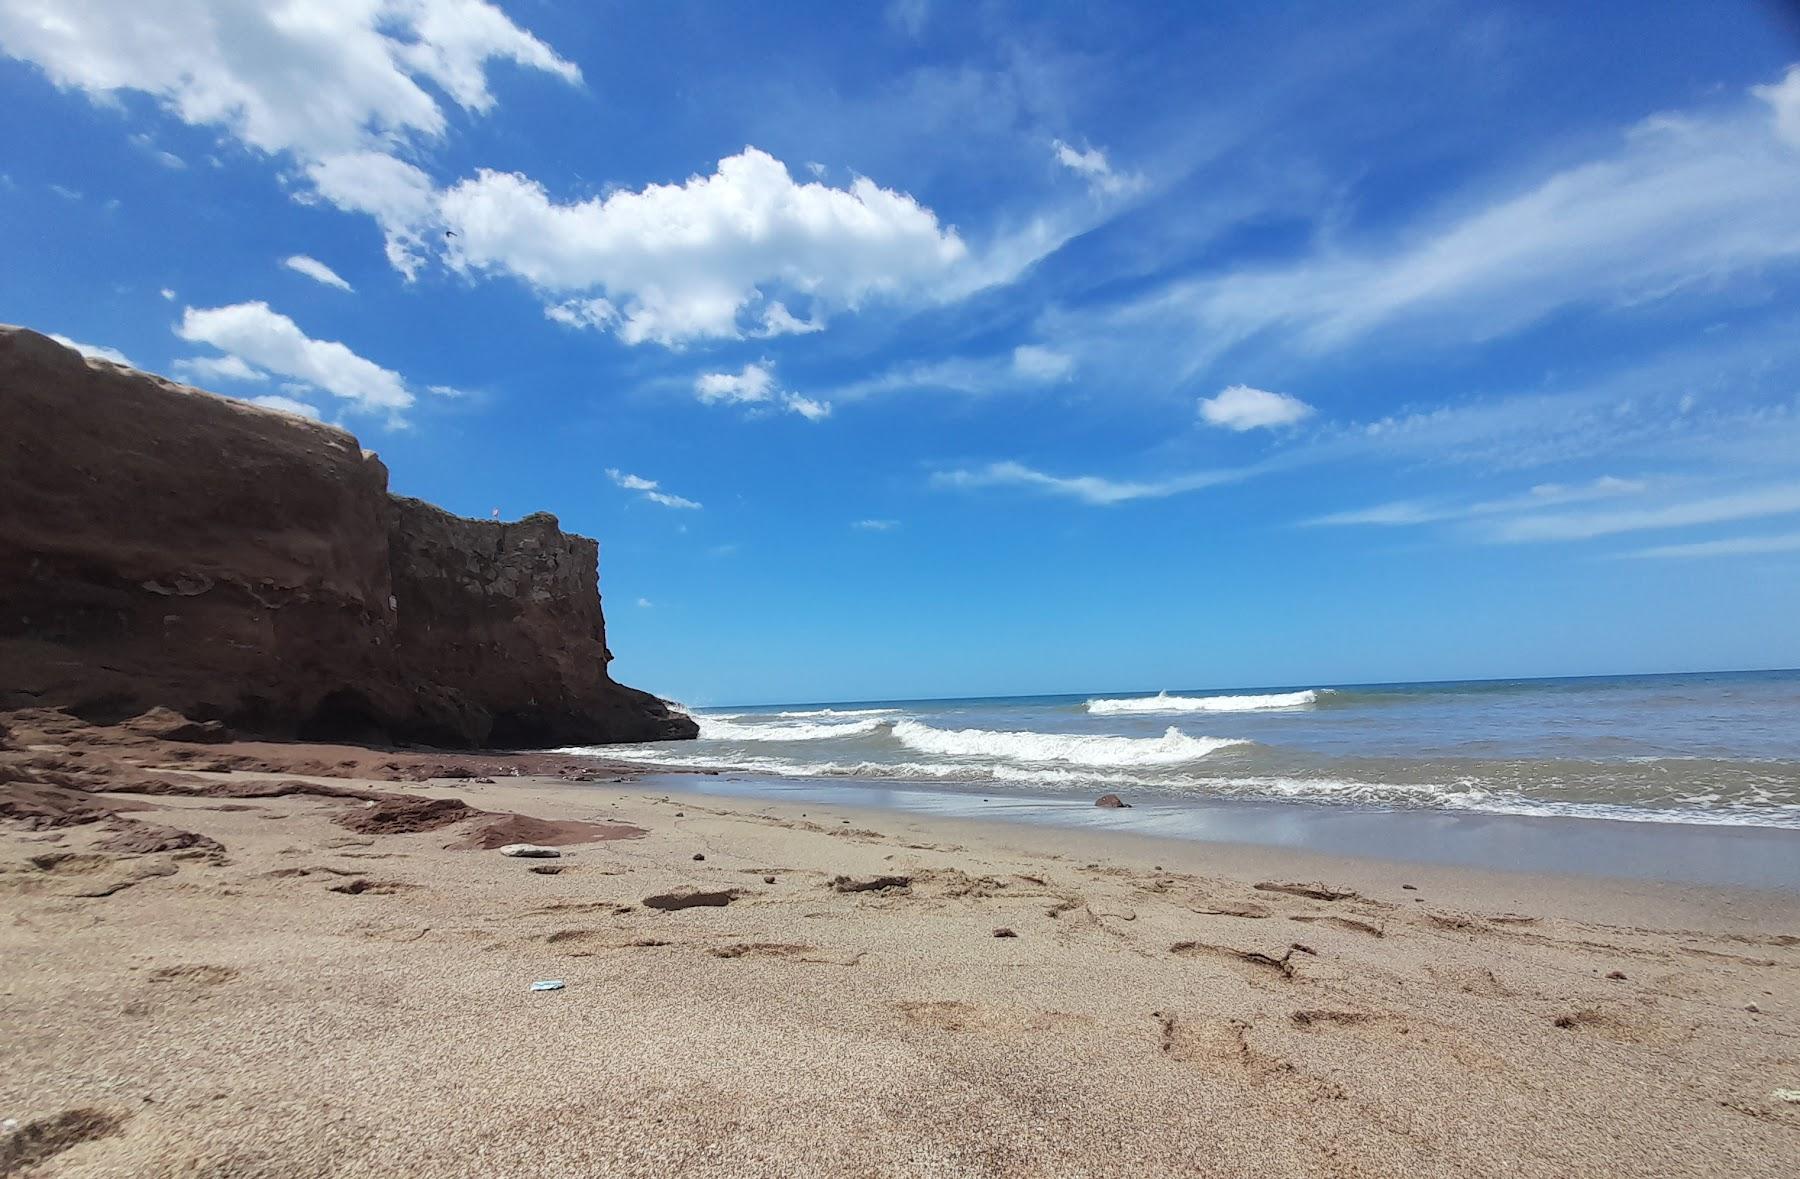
(565, 670, 1800, 830)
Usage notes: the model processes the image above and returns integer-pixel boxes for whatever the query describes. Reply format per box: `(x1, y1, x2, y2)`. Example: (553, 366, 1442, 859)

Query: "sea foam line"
(890, 719, 1247, 767)
(1085, 689, 1323, 715)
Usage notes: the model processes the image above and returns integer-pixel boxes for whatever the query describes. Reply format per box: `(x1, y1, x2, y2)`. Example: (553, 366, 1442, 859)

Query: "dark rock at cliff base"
(0, 326, 695, 748)
(1094, 794, 1131, 808)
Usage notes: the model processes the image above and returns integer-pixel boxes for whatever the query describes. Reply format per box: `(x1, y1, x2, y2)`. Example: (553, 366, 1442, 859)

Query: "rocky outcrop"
(0, 325, 695, 747)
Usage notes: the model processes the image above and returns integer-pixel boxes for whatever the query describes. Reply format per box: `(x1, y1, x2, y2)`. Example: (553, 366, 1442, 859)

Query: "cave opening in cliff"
(298, 689, 390, 745)
(487, 710, 556, 749)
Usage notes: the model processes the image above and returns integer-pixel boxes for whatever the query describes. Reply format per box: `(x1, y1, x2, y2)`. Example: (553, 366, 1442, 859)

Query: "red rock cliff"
(0, 325, 696, 748)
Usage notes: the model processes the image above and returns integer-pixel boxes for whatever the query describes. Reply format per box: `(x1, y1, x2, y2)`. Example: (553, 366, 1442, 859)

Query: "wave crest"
(891, 720, 1246, 767)
(695, 716, 886, 742)
(1085, 689, 1322, 715)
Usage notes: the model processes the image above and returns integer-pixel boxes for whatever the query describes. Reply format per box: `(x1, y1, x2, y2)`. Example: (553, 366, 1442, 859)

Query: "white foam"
(695, 715, 886, 742)
(1085, 689, 1323, 714)
(890, 719, 1247, 767)
(775, 707, 900, 719)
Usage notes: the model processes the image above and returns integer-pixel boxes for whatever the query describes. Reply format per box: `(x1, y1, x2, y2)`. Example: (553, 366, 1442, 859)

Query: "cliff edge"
(0, 325, 696, 748)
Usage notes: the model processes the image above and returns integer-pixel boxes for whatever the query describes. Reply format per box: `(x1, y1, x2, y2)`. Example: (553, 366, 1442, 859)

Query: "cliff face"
(0, 325, 695, 748)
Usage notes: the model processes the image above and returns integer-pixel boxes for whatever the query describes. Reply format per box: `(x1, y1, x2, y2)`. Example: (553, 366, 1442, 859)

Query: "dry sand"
(4, 766, 1799, 1177)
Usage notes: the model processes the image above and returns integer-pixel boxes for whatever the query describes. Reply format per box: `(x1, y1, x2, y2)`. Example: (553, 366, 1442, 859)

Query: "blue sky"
(3, 1, 1799, 706)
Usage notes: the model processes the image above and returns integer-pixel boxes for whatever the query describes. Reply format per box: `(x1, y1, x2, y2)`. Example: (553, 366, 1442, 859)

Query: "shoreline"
(623, 769, 1800, 892)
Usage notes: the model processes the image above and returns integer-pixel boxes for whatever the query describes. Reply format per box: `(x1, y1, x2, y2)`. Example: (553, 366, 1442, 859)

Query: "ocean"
(567, 670, 1800, 831)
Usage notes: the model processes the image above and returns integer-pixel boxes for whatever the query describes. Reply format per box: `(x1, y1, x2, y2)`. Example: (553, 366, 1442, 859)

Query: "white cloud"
(440, 147, 970, 346)
(831, 346, 1076, 402)
(1112, 67, 1800, 360)
(1756, 65, 1800, 148)
(1051, 138, 1142, 197)
(1308, 476, 1648, 527)
(425, 383, 466, 398)
(783, 393, 831, 422)
(158, 287, 176, 300)
(1492, 482, 1800, 543)
(693, 360, 832, 421)
(283, 254, 353, 292)
(606, 467, 701, 510)
(48, 332, 133, 366)
(246, 393, 322, 420)
(174, 353, 267, 384)
(1012, 344, 1074, 382)
(302, 151, 439, 277)
(0, 0, 578, 276)
(635, 597, 654, 608)
(932, 460, 1238, 506)
(1627, 530, 1800, 559)
(1198, 384, 1313, 431)
(175, 301, 412, 416)
(853, 518, 899, 531)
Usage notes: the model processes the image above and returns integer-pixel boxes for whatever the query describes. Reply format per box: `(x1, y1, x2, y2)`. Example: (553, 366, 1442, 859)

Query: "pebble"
(993, 927, 1018, 938)
(693, 853, 705, 861)
(499, 844, 560, 858)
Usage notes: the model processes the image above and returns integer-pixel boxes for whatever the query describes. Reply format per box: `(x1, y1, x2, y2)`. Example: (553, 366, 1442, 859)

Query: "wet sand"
(643, 772, 1800, 891)
(4, 764, 1800, 1175)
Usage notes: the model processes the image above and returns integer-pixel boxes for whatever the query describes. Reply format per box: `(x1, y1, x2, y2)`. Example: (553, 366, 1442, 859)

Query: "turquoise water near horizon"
(570, 669, 1800, 829)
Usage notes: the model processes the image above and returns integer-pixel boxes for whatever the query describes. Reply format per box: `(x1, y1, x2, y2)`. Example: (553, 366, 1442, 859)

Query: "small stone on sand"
(499, 844, 560, 858)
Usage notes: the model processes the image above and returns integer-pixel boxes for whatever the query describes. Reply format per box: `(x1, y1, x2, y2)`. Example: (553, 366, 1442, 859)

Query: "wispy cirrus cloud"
(1309, 476, 1649, 528)
(1626, 530, 1800, 559)
(931, 460, 1241, 505)
(1087, 65, 1800, 374)
(607, 468, 702, 510)
(1491, 482, 1800, 543)
(283, 254, 353, 292)
(1051, 138, 1143, 197)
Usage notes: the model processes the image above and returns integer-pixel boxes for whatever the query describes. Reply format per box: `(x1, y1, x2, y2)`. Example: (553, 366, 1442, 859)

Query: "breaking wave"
(890, 719, 1247, 767)
(694, 715, 886, 742)
(774, 707, 899, 719)
(1086, 689, 1323, 715)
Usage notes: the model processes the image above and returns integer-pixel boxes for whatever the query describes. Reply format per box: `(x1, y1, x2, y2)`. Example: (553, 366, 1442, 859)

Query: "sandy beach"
(4, 724, 1799, 1177)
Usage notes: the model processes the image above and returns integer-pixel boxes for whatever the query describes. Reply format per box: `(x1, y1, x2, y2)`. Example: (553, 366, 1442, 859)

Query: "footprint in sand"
(1289, 915, 1385, 938)
(1153, 1013, 1344, 1101)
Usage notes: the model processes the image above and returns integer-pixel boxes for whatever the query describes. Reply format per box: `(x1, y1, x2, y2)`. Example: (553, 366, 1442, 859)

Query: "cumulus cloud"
(159, 287, 176, 300)
(175, 301, 412, 417)
(283, 254, 354, 292)
(0, 0, 579, 275)
(932, 460, 1238, 506)
(693, 360, 832, 421)
(606, 468, 702, 510)
(173, 353, 267, 384)
(443, 147, 970, 346)
(1198, 384, 1314, 431)
(47, 332, 133, 367)
(247, 393, 322, 420)
(1051, 138, 1142, 196)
